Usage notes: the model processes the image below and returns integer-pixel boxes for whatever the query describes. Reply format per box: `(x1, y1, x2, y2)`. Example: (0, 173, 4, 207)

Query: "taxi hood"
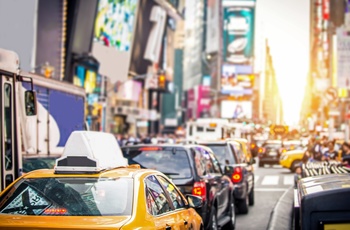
(0, 215, 130, 230)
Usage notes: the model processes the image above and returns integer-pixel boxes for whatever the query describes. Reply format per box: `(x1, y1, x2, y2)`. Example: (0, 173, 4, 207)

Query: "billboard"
(223, 6, 255, 64)
(94, 0, 138, 51)
(206, 0, 220, 53)
(221, 63, 254, 95)
(336, 27, 350, 89)
(221, 100, 252, 119)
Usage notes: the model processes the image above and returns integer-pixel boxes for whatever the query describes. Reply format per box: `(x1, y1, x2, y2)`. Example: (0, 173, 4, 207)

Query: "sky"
(255, 0, 310, 125)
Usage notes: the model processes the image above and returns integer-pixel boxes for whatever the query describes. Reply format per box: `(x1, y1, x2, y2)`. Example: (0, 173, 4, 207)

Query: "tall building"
(262, 40, 283, 125)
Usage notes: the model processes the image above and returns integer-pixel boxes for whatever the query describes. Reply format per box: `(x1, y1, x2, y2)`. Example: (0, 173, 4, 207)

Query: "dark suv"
(199, 140, 255, 214)
(258, 140, 283, 167)
(122, 144, 235, 230)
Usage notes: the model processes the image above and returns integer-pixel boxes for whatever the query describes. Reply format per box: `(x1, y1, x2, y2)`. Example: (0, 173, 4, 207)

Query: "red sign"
(322, 0, 329, 20)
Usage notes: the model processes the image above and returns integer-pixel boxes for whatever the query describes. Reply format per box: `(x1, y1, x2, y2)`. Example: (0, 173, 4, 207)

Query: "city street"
(236, 161, 294, 229)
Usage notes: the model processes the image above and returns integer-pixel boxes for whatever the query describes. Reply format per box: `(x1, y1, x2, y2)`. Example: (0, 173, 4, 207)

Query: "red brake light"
(192, 181, 206, 201)
(251, 143, 256, 149)
(258, 148, 263, 153)
(231, 167, 243, 183)
(43, 208, 67, 215)
(138, 147, 161, 151)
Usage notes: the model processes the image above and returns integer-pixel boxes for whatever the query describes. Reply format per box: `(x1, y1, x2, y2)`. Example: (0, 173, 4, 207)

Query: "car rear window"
(124, 149, 191, 179)
(263, 143, 282, 149)
(202, 144, 236, 165)
(0, 177, 132, 216)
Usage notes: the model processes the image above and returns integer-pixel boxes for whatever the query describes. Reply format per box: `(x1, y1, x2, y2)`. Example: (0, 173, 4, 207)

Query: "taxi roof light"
(55, 131, 128, 174)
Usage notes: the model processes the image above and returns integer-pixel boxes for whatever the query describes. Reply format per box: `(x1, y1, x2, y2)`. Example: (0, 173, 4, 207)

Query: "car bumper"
(259, 156, 280, 164)
(233, 182, 246, 200)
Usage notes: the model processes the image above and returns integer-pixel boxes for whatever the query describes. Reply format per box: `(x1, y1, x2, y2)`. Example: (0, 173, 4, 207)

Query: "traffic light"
(158, 73, 166, 89)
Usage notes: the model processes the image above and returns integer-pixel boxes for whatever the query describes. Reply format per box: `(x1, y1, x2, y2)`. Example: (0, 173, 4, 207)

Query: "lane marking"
(255, 188, 287, 192)
(254, 176, 260, 184)
(261, 175, 279, 185)
(283, 175, 294, 185)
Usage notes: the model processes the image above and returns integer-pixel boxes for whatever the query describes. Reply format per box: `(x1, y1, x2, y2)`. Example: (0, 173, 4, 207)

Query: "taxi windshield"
(0, 177, 133, 216)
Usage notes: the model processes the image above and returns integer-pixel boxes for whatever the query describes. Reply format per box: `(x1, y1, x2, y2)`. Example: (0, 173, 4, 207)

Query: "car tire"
(291, 160, 301, 172)
(258, 161, 264, 167)
(222, 197, 236, 230)
(248, 186, 254, 206)
(237, 195, 249, 214)
(208, 206, 218, 230)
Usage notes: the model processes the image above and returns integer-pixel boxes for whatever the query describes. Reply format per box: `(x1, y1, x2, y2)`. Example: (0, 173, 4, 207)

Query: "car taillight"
(258, 148, 264, 153)
(251, 143, 256, 149)
(192, 181, 206, 201)
(231, 167, 243, 183)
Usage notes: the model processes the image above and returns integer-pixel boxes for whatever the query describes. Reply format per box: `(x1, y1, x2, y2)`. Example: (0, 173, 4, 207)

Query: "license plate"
(269, 151, 277, 156)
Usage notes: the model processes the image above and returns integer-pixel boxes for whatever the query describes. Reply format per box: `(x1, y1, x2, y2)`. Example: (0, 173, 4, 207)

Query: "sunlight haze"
(256, 0, 310, 125)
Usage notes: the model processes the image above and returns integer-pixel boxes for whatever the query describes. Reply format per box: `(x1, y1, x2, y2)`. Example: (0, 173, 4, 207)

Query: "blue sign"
(223, 6, 255, 64)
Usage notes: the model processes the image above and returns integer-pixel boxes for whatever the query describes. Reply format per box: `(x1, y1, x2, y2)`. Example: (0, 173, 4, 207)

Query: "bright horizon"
(256, 0, 310, 126)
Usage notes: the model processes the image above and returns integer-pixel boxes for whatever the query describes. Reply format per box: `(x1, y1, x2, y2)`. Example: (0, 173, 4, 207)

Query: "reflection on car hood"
(285, 149, 306, 155)
(0, 215, 130, 229)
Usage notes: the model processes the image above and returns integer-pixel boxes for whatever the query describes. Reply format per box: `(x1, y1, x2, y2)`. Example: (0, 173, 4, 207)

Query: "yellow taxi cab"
(0, 131, 203, 230)
(279, 148, 306, 172)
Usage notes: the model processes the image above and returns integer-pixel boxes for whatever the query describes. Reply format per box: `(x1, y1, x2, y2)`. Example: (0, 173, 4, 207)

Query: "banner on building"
(206, 0, 220, 53)
(223, 5, 255, 64)
(221, 100, 252, 119)
(221, 63, 254, 95)
(336, 27, 350, 89)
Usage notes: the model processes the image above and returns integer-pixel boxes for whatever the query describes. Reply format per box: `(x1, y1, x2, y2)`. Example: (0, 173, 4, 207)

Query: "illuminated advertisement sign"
(223, 6, 255, 64)
(221, 100, 252, 119)
(322, 0, 330, 20)
(94, 0, 138, 51)
(221, 64, 254, 95)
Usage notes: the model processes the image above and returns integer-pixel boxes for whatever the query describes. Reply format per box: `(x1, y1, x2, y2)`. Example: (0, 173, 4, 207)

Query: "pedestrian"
(341, 142, 350, 167)
(294, 166, 302, 188)
(324, 141, 337, 161)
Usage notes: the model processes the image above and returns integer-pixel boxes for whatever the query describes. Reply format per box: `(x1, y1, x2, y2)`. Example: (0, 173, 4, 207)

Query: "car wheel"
(248, 186, 255, 206)
(237, 194, 249, 214)
(222, 197, 235, 230)
(208, 206, 218, 230)
(258, 161, 264, 167)
(291, 160, 301, 172)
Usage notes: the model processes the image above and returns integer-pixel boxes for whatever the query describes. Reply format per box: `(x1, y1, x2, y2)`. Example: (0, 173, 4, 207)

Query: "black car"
(199, 140, 255, 214)
(258, 140, 283, 167)
(122, 144, 235, 230)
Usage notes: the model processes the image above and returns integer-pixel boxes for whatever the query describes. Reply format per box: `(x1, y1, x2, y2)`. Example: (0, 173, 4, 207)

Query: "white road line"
(283, 175, 294, 185)
(254, 176, 260, 184)
(261, 175, 279, 185)
(255, 188, 288, 192)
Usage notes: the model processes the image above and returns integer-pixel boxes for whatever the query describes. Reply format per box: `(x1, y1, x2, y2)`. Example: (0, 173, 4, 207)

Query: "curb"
(267, 186, 294, 230)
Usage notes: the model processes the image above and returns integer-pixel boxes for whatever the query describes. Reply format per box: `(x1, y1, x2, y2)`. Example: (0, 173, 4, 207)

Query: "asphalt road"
(235, 161, 294, 230)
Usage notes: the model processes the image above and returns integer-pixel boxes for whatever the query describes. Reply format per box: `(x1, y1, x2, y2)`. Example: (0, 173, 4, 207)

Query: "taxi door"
(156, 175, 196, 230)
(145, 175, 179, 230)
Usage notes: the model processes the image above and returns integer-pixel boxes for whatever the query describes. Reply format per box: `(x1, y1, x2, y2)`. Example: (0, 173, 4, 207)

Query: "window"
(203, 144, 236, 165)
(145, 175, 171, 215)
(157, 176, 185, 210)
(0, 178, 133, 216)
(4, 83, 13, 170)
(125, 149, 191, 179)
(231, 143, 245, 163)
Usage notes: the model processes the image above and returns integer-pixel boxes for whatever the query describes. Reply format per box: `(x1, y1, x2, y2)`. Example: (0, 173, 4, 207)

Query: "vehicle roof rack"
(55, 131, 128, 174)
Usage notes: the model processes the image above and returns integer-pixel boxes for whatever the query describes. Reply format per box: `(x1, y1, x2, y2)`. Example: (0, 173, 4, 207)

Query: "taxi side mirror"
(186, 194, 203, 209)
(25, 90, 37, 116)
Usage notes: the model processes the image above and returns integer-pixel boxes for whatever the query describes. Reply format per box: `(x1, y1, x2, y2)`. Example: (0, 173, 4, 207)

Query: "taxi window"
(0, 178, 132, 216)
(157, 176, 185, 210)
(145, 175, 172, 216)
(124, 149, 191, 179)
